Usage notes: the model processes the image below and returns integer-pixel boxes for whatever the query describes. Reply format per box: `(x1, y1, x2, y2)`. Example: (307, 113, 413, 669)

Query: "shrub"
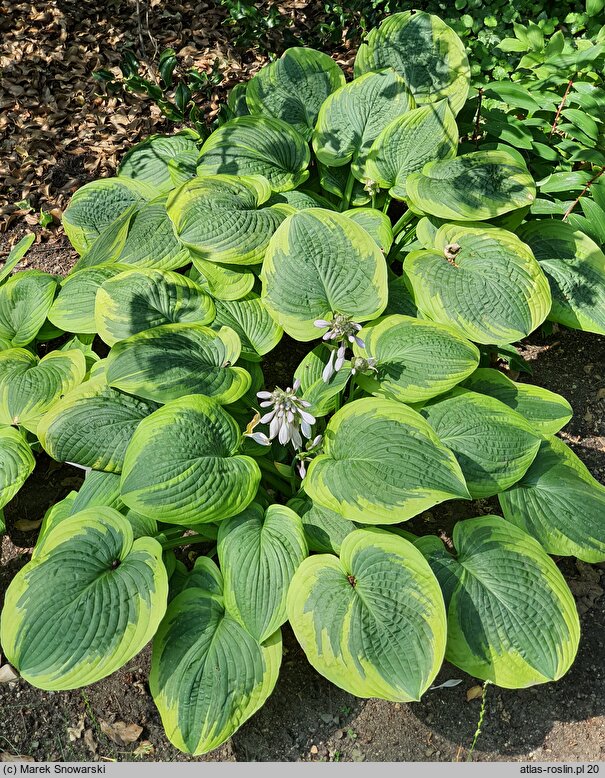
(2, 8, 605, 756)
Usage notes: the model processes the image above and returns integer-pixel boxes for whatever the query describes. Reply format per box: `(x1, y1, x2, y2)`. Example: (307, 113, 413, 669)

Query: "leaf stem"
(160, 533, 212, 551)
(392, 208, 416, 236)
(473, 87, 484, 149)
(549, 79, 573, 139)
(382, 194, 392, 214)
(340, 170, 355, 211)
(562, 166, 604, 221)
(257, 458, 293, 495)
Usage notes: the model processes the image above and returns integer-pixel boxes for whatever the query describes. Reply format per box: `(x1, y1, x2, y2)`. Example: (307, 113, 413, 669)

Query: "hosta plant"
(2, 8, 604, 756)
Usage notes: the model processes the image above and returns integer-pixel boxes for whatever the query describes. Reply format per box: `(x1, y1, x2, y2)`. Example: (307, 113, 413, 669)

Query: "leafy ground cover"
(1, 0, 605, 764)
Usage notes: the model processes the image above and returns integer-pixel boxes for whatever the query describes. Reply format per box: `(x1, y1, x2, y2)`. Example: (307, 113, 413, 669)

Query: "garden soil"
(1, 0, 605, 763)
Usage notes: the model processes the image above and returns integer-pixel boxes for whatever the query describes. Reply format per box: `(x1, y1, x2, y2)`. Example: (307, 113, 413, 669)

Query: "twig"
(134, 0, 147, 59)
(562, 166, 604, 221)
(549, 79, 573, 139)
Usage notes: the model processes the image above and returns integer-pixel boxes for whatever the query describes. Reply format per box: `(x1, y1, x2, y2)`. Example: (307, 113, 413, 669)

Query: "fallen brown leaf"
(67, 717, 85, 742)
(0, 753, 35, 762)
(0, 664, 19, 683)
(100, 720, 143, 746)
(83, 728, 97, 755)
(466, 685, 483, 702)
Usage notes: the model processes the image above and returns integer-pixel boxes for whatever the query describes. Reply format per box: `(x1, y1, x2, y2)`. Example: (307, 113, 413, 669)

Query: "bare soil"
(0, 230, 604, 762)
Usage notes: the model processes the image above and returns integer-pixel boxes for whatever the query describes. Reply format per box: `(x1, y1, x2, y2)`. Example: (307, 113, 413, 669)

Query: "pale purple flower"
(350, 356, 378, 376)
(314, 313, 365, 382)
(245, 379, 316, 451)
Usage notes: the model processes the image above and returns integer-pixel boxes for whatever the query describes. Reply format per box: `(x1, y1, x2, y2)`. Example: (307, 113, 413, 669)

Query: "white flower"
(245, 379, 316, 451)
(314, 314, 366, 382)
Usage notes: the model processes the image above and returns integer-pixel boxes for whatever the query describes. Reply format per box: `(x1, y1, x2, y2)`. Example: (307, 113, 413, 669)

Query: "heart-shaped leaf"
(95, 268, 215, 346)
(211, 293, 282, 362)
(218, 502, 307, 642)
(63, 177, 155, 254)
(462, 368, 572, 434)
(353, 314, 479, 403)
(342, 208, 393, 254)
(189, 260, 255, 302)
(405, 151, 536, 221)
(106, 323, 250, 405)
(0, 427, 35, 509)
(167, 175, 292, 266)
(416, 516, 580, 687)
(118, 132, 199, 193)
(38, 375, 159, 473)
(49, 266, 127, 334)
(261, 209, 388, 340)
(0, 271, 57, 348)
(365, 100, 458, 199)
(294, 344, 352, 418)
(120, 395, 260, 525)
(499, 435, 605, 563)
(150, 587, 281, 755)
(313, 70, 413, 179)
(0, 348, 86, 434)
(198, 116, 310, 192)
(354, 11, 470, 114)
(0, 507, 168, 690)
(404, 224, 551, 345)
(287, 528, 446, 700)
(421, 389, 541, 498)
(517, 220, 605, 335)
(246, 47, 345, 140)
(305, 397, 469, 524)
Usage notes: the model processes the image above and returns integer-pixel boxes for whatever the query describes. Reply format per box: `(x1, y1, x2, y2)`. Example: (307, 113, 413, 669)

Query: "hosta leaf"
(0, 234, 35, 285)
(120, 395, 260, 525)
(167, 174, 292, 266)
(0, 271, 57, 347)
(71, 206, 136, 271)
(404, 224, 551, 345)
(118, 132, 199, 193)
(353, 314, 479, 403)
(0, 507, 167, 690)
(198, 116, 310, 192)
(462, 368, 572, 434)
(71, 470, 124, 514)
(189, 260, 255, 302)
(261, 209, 388, 340)
(0, 348, 86, 434)
(517, 220, 605, 335)
(499, 435, 605, 563)
(354, 11, 470, 115)
(305, 397, 469, 524)
(342, 208, 393, 254)
(0, 427, 35, 509)
(416, 516, 580, 687)
(313, 70, 413, 179)
(150, 587, 281, 755)
(365, 100, 458, 200)
(48, 265, 127, 334)
(405, 151, 536, 221)
(288, 496, 356, 554)
(287, 528, 446, 701)
(95, 269, 215, 346)
(218, 502, 307, 642)
(318, 162, 371, 206)
(106, 323, 250, 405)
(385, 274, 418, 317)
(38, 375, 159, 473)
(116, 200, 192, 270)
(169, 556, 224, 602)
(211, 293, 282, 362)
(421, 389, 541, 498)
(63, 178, 155, 254)
(246, 47, 345, 140)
